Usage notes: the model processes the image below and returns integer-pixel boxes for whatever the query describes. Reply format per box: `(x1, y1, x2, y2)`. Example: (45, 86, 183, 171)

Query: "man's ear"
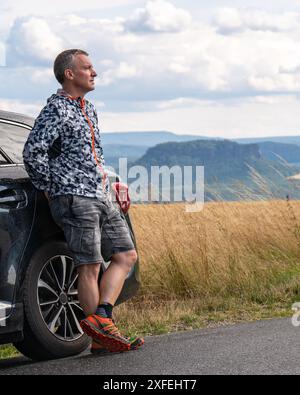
(64, 68, 74, 81)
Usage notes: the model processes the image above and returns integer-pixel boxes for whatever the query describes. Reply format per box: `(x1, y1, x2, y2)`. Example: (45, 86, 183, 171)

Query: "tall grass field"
(116, 199, 300, 335)
(2, 199, 300, 359)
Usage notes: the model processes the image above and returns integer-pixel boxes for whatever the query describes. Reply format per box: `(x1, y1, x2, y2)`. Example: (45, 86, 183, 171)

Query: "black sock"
(95, 303, 114, 319)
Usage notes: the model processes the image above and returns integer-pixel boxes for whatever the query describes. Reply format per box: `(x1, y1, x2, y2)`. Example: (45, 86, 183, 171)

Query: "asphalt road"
(0, 318, 299, 375)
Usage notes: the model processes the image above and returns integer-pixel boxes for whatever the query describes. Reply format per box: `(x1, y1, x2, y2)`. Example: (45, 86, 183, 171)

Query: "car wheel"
(14, 240, 90, 361)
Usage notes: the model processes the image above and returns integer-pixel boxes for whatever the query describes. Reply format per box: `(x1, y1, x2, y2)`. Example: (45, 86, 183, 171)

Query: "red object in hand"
(111, 182, 131, 214)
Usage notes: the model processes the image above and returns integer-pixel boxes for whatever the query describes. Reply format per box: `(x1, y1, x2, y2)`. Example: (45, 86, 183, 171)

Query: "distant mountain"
(101, 131, 217, 147)
(102, 130, 300, 147)
(101, 131, 217, 169)
(134, 139, 261, 182)
(103, 144, 148, 169)
(132, 139, 300, 202)
(257, 142, 300, 164)
(101, 131, 300, 172)
(233, 135, 300, 146)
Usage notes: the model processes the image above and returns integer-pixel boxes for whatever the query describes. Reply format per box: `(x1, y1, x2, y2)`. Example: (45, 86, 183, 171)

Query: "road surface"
(0, 318, 299, 375)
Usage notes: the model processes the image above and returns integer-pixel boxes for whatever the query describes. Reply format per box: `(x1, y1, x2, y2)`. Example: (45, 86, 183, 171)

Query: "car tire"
(14, 240, 90, 361)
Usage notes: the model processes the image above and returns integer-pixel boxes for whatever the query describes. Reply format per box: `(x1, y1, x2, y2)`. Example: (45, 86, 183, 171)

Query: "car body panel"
(0, 110, 34, 130)
(0, 165, 36, 310)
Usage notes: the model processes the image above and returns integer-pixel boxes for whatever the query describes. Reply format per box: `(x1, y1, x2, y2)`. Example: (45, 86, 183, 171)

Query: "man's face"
(67, 54, 97, 93)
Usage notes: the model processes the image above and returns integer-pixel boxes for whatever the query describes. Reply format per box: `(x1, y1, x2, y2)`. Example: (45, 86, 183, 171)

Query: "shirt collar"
(57, 89, 85, 108)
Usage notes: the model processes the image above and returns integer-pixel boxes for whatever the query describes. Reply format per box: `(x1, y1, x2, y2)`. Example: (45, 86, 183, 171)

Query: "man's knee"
(127, 249, 138, 266)
(112, 249, 138, 269)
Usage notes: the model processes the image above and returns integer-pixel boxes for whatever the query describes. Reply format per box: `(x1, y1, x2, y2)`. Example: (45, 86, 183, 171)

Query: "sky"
(1, 0, 300, 139)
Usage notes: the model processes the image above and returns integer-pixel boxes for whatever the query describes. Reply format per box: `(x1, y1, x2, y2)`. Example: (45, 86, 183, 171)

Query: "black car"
(0, 110, 140, 360)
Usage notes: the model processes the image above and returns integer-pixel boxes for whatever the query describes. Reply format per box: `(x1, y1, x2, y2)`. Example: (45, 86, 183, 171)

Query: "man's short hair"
(54, 49, 89, 84)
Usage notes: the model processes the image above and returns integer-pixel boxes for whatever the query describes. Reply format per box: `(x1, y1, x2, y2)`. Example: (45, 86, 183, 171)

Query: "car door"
(0, 120, 35, 323)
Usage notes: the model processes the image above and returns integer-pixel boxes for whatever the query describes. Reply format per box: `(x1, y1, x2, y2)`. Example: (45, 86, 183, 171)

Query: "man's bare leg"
(99, 249, 138, 305)
(79, 249, 144, 352)
(77, 263, 101, 317)
(76, 249, 137, 316)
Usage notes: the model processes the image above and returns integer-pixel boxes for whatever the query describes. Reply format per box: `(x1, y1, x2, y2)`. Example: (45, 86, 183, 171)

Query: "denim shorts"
(49, 194, 135, 267)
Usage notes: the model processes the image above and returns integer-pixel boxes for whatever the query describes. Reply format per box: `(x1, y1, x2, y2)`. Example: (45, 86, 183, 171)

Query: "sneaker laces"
(104, 318, 128, 340)
(96, 316, 138, 342)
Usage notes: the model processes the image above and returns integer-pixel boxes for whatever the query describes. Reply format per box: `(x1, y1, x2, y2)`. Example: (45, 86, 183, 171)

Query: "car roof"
(0, 110, 34, 128)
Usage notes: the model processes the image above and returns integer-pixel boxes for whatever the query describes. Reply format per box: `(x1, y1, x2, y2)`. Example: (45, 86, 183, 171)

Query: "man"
(23, 49, 144, 354)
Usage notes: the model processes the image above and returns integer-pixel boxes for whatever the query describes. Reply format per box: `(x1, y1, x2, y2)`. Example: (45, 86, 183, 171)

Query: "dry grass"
(113, 199, 300, 335)
(130, 200, 300, 300)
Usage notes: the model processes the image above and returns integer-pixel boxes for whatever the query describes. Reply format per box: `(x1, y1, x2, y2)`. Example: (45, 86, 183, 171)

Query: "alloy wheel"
(37, 255, 85, 341)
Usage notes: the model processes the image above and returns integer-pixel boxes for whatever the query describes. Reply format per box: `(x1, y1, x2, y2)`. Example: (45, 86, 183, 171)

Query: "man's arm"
(23, 103, 62, 194)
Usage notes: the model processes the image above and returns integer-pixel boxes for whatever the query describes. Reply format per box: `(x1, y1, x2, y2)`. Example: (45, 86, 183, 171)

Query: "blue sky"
(1, 0, 300, 139)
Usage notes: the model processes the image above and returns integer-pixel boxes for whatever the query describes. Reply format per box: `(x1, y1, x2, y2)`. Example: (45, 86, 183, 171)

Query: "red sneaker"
(128, 336, 145, 350)
(91, 336, 145, 354)
(80, 315, 131, 352)
(90, 339, 110, 355)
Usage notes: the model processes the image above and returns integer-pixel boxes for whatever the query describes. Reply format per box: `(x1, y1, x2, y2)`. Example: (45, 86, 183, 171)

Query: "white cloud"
(248, 95, 298, 105)
(2, 2, 300, 138)
(156, 97, 214, 110)
(99, 62, 139, 86)
(0, 98, 42, 117)
(6, 16, 64, 67)
(0, 0, 145, 37)
(169, 58, 191, 74)
(170, 21, 300, 95)
(30, 68, 54, 85)
(249, 74, 300, 92)
(101, 95, 300, 138)
(244, 10, 299, 32)
(63, 14, 87, 27)
(4, 6, 300, 101)
(1, 0, 144, 16)
(213, 8, 243, 34)
(214, 8, 300, 34)
(125, 0, 192, 33)
(0, 42, 5, 66)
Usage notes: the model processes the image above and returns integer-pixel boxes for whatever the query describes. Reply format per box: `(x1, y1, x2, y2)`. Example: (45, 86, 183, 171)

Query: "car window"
(0, 150, 8, 165)
(0, 121, 31, 164)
